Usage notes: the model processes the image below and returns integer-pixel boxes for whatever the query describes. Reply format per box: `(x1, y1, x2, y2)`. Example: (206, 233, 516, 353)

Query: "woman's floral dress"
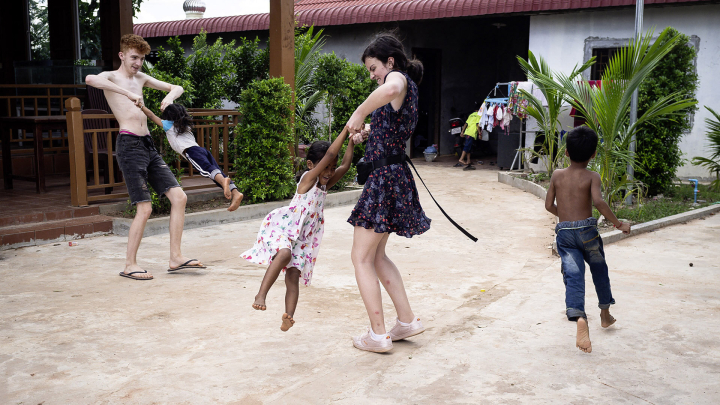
(347, 71, 431, 237)
(241, 173, 326, 286)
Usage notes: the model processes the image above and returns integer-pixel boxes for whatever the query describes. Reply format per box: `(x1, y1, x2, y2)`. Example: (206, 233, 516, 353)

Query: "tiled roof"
(135, 0, 707, 38)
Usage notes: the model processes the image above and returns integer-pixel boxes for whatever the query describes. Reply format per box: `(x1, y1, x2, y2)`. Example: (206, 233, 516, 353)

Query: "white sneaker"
(352, 328, 393, 353)
(388, 317, 425, 341)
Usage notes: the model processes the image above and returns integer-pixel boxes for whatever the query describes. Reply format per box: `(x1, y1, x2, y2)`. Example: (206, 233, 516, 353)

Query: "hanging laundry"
(507, 82, 529, 120)
(479, 103, 490, 129)
(485, 103, 495, 131)
(502, 107, 512, 127)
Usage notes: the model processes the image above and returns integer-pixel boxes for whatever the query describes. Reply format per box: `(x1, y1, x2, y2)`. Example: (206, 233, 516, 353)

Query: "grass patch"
(593, 183, 720, 225)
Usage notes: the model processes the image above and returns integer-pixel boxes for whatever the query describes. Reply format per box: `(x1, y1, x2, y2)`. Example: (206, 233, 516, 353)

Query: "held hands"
(346, 111, 367, 135)
(350, 124, 370, 144)
(127, 92, 143, 108)
(616, 221, 631, 234)
(160, 97, 174, 111)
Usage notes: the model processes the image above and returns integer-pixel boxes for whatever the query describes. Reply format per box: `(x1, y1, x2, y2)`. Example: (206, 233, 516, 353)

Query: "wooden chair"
(82, 109, 120, 193)
(85, 85, 113, 114)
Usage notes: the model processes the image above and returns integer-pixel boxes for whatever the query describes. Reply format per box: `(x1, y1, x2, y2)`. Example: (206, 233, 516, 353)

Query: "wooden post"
(270, 0, 295, 158)
(100, 0, 134, 69)
(269, 0, 295, 92)
(65, 97, 88, 206)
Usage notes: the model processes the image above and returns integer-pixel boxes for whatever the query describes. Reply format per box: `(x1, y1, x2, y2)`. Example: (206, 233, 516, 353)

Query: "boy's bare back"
(546, 166, 601, 223)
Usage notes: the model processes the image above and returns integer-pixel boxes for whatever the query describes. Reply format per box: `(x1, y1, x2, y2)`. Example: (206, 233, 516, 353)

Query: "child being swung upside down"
(241, 131, 355, 331)
(141, 104, 244, 211)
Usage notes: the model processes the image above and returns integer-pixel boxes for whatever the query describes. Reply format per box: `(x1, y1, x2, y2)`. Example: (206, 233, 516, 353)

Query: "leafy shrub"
(331, 62, 376, 164)
(186, 31, 235, 109)
(226, 37, 269, 104)
(313, 52, 351, 140)
(636, 27, 699, 195)
(154, 36, 187, 79)
(232, 78, 295, 203)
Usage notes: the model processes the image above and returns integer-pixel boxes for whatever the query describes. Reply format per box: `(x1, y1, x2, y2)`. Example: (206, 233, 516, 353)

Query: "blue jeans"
(555, 217, 615, 321)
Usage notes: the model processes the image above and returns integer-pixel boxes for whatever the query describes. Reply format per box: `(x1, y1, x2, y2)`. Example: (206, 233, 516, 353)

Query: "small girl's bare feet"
(252, 295, 266, 311)
(576, 317, 592, 353)
(600, 309, 616, 328)
(280, 313, 295, 331)
(222, 177, 232, 199)
(228, 190, 243, 212)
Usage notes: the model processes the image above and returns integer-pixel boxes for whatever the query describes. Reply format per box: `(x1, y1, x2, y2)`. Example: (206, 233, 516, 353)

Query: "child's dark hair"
(566, 126, 598, 162)
(361, 33, 423, 85)
(161, 104, 193, 134)
(295, 140, 331, 182)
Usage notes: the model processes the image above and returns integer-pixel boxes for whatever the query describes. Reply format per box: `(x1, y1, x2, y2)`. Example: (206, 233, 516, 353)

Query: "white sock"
(370, 328, 388, 341)
(398, 318, 413, 326)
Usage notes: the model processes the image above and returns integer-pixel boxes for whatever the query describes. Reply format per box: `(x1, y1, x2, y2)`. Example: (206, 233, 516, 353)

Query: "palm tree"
(525, 27, 697, 206)
(692, 106, 720, 191)
(294, 26, 325, 159)
(517, 52, 594, 176)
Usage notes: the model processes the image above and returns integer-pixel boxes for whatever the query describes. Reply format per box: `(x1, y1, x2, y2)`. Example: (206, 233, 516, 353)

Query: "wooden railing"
(1, 84, 86, 156)
(65, 98, 242, 206)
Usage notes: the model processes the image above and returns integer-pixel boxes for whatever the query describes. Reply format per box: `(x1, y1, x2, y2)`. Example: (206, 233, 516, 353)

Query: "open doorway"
(411, 48, 441, 158)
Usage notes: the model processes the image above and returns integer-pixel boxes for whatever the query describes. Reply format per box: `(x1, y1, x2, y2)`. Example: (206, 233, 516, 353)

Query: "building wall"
(529, 4, 720, 179)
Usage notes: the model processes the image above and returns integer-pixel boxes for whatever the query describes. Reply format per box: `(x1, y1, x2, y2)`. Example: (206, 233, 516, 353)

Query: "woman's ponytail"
(406, 59, 424, 86)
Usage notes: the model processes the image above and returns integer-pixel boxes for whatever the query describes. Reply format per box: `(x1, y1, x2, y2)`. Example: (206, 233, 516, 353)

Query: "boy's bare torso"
(551, 166, 595, 222)
(99, 71, 149, 135)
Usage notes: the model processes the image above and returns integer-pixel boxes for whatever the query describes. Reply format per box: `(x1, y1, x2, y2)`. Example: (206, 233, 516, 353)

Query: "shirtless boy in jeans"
(545, 126, 631, 353)
(85, 34, 205, 280)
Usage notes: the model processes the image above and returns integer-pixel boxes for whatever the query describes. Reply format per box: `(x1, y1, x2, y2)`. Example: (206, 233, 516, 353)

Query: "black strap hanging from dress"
(403, 156, 478, 242)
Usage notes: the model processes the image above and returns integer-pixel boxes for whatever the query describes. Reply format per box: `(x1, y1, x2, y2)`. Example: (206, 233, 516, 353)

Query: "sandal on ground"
(463, 165, 476, 171)
(453, 162, 464, 167)
(119, 270, 153, 280)
(168, 259, 207, 272)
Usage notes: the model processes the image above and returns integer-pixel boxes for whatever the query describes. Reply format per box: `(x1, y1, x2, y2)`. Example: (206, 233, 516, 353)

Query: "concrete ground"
(1, 162, 719, 404)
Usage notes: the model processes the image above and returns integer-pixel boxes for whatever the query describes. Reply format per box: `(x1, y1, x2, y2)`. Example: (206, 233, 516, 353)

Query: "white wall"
(529, 4, 720, 179)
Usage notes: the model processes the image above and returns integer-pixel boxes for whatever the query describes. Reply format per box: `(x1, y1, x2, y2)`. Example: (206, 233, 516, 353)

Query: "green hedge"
(232, 78, 295, 203)
(636, 27, 699, 195)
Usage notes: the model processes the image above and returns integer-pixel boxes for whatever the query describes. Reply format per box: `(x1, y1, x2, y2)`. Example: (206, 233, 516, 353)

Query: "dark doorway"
(411, 48, 441, 158)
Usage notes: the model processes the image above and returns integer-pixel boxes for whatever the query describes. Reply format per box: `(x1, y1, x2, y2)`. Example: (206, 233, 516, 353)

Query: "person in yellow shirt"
(454, 109, 482, 170)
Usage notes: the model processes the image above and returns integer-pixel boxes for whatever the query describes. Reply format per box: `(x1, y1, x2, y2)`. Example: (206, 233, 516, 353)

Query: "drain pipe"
(689, 179, 698, 204)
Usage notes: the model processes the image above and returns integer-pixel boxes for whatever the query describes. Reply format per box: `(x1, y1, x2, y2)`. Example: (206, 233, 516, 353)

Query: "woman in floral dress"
(346, 34, 431, 353)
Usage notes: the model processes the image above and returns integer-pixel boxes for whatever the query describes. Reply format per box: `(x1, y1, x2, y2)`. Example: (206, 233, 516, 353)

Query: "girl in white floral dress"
(242, 131, 355, 331)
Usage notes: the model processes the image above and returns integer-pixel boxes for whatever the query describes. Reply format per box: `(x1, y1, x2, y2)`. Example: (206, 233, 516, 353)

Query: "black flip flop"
(119, 270, 154, 280)
(453, 162, 464, 167)
(463, 165, 476, 171)
(168, 259, 207, 272)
